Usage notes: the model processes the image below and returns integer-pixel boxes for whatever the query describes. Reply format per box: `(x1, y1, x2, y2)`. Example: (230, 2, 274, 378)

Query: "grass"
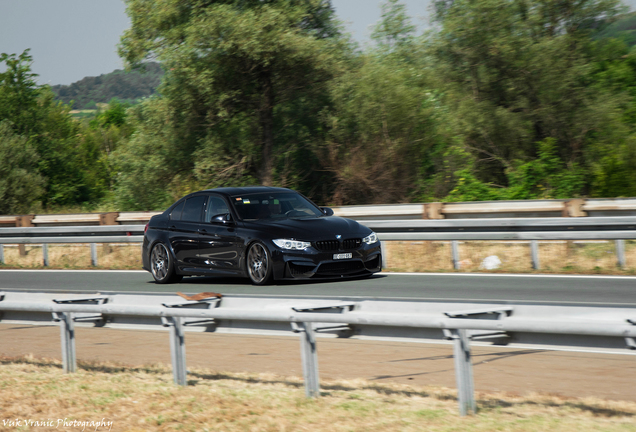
(0, 240, 634, 275)
(0, 244, 143, 270)
(384, 240, 636, 275)
(1, 355, 635, 431)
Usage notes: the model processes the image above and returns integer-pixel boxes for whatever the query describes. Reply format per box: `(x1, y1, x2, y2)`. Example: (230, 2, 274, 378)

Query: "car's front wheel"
(150, 242, 182, 284)
(247, 242, 273, 285)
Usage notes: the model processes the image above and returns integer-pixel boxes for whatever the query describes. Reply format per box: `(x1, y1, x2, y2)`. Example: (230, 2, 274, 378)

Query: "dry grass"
(0, 241, 635, 275)
(0, 244, 142, 270)
(385, 240, 636, 275)
(0, 355, 635, 432)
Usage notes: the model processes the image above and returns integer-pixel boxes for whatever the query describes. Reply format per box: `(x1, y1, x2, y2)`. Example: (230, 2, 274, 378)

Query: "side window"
(170, 201, 185, 221)
(206, 196, 230, 223)
(181, 195, 207, 222)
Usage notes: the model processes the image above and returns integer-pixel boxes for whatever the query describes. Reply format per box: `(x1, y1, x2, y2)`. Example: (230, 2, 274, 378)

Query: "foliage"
(321, 0, 435, 204)
(117, 0, 343, 196)
(50, 63, 163, 109)
(594, 11, 636, 46)
(371, 0, 416, 50)
(6, 1, 636, 214)
(110, 98, 186, 211)
(424, 0, 629, 200)
(0, 51, 41, 138)
(74, 98, 137, 208)
(442, 138, 587, 202)
(91, 98, 131, 129)
(0, 50, 115, 213)
(505, 138, 587, 200)
(0, 121, 44, 213)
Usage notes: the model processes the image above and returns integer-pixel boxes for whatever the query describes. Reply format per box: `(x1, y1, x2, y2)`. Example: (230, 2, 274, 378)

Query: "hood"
(245, 216, 371, 241)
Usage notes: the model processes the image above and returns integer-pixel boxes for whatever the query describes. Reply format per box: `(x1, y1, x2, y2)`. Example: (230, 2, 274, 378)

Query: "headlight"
(362, 232, 378, 244)
(273, 239, 311, 250)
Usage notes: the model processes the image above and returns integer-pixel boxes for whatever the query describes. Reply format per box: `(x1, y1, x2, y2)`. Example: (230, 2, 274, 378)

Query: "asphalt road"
(1, 270, 635, 305)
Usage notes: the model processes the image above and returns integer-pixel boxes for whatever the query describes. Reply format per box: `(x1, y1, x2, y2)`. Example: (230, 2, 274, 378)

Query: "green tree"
(0, 50, 111, 210)
(110, 97, 189, 210)
(505, 138, 587, 199)
(322, 53, 433, 204)
(117, 0, 343, 204)
(0, 121, 44, 214)
(585, 38, 636, 197)
(320, 0, 442, 204)
(0, 50, 40, 138)
(371, 0, 416, 50)
(426, 0, 625, 197)
(441, 138, 587, 201)
(93, 98, 130, 129)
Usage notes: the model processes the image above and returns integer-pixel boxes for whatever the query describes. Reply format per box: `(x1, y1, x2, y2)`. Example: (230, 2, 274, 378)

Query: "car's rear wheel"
(150, 242, 182, 284)
(247, 242, 273, 285)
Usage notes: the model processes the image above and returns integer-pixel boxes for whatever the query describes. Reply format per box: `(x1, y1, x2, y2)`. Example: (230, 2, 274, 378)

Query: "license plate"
(333, 253, 352, 260)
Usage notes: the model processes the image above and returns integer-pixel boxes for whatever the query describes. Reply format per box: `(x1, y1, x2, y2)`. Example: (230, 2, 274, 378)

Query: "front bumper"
(270, 242, 382, 280)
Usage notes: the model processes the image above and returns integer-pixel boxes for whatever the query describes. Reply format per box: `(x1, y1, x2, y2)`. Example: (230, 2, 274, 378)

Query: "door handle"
(198, 228, 219, 237)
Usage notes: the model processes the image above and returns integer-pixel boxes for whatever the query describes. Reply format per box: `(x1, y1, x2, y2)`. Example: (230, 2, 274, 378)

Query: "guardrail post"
(565, 198, 587, 217)
(0, 244, 4, 264)
(451, 241, 460, 270)
(298, 322, 320, 398)
(450, 329, 476, 416)
(99, 212, 119, 226)
(16, 215, 34, 256)
(42, 244, 49, 267)
(90, 243, 98, 267)
(425, 202, 445, 219)
(616, 240, 626, 268)
(54, 312, 76, 373)
(167, 317, 187, 386)
(530, 240, 540, 270)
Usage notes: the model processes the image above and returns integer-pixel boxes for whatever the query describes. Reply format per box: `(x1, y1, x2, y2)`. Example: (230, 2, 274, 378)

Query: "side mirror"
(321, 207, 334, 216)
(213, 213, 235, 225)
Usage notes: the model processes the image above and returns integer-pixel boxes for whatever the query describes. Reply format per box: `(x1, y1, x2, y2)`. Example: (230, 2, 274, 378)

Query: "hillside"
(594, 11, 636, 45)
(50, 63, 163, 109)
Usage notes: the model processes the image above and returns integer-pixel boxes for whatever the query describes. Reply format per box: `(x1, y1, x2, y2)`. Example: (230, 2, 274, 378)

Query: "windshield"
(231, 192, 324, 221)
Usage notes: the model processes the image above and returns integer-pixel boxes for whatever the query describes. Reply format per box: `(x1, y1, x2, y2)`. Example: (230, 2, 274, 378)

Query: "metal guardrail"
(366, 217, 636, 269)
(1, 290, 635, 415)
(1, 217, 633, 240)
(0, 225, 144, 243)
(0, 225, 144, 267)
(2, 197, 636, 229)
(368, 216, 636, 239)
(0, 211, 161, 228)
(335, 198, 636, 219)
(0, 218, 633, 269)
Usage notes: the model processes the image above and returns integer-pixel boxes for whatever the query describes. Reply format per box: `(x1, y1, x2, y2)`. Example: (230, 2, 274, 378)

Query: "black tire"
(246, 242, 273, 285)
(150, 242, 182, 284)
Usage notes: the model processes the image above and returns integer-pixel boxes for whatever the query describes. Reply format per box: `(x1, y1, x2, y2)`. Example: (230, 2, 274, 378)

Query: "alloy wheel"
(247, 243, 269, 284)
(151, 243, 169, 281)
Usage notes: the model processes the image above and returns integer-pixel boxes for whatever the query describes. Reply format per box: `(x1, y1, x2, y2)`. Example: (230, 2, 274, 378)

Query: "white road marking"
(384, 272, 636, 280)
(0, 269, 147, 273)
(2, 269, 635, 280)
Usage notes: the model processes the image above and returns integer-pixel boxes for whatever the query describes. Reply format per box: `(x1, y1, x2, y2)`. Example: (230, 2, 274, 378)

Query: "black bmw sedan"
(142, 186, 382, 285)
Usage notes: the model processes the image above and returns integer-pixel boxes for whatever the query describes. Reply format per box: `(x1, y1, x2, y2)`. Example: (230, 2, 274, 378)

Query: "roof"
(200, 186, 294, 196)
(164, 186, 305, 212)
